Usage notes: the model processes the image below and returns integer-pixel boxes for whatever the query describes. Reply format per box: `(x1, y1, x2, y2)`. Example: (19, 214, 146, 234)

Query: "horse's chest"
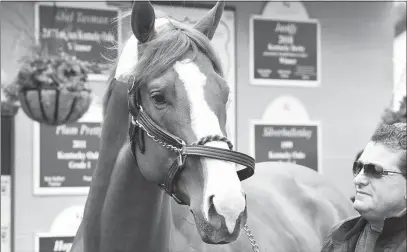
(170, 218, 319, 252)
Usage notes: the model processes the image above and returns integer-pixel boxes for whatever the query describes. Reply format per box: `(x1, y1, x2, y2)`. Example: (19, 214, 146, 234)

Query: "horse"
(71, 1, 357, 251)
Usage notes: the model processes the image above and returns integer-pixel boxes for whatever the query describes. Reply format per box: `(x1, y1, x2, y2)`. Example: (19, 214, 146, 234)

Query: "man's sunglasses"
(353, 161, 404, 178)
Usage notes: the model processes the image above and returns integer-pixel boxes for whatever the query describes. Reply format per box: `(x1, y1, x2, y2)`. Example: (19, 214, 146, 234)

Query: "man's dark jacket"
(320, 211, 406, 252)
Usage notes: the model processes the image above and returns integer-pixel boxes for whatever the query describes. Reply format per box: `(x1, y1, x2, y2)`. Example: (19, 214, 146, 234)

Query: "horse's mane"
(101, 63, 118, 117)
(101, 9, 127, 117)
(102, 7, 225, 116)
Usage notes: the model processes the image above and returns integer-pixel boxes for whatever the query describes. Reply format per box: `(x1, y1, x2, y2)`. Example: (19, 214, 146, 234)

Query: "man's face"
(353, 142, 406, 220)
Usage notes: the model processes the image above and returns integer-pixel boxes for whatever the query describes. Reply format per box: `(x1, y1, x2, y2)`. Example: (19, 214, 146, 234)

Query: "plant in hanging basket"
(1, 82, 20, 117)
(13, 48, 93, 125)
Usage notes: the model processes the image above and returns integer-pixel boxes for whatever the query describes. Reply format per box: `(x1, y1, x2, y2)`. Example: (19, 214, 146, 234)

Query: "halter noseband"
(124, 78, 255, 205)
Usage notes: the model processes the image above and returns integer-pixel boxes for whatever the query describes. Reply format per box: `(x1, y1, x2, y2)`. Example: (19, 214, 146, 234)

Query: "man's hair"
(371, 122, 406, 178)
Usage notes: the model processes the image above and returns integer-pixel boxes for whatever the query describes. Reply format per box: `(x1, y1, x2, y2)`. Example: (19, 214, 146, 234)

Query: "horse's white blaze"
(115, 18, 170, 79)
(154, 18, 170, 30)
(115, 35, 138, 79)
(174, 60, 245, 234)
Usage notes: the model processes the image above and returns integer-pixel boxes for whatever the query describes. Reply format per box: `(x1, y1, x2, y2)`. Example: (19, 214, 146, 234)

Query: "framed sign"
(35, 3, 121, 81)
(34, 234, 74, 252)
(249, 16, 321, 87)
(1, 115, 14, 252)
(1, 176, 11, 252)
(33, 122, 102, 195)
(250, 121, 322, 173)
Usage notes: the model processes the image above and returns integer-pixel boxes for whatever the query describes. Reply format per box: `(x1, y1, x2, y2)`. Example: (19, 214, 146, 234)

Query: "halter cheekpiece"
(123, 77, 255, 205)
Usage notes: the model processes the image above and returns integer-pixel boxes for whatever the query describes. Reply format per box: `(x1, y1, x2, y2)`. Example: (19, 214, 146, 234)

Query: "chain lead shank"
(244, 224, 260, 252)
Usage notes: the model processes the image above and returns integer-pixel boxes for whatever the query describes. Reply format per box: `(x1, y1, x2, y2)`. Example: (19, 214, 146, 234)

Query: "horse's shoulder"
(245, 161, 355, 221)
(251, 161, 344, 195)
(244, 162, 320, 193)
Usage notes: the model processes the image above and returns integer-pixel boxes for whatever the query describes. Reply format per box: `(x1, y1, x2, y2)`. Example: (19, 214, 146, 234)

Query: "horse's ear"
(194, 0, 225, 40)
(131, 0, 156, 43)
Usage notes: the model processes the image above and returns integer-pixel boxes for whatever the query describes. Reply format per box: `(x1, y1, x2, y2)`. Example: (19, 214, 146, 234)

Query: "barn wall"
(0, 1, 393, 251)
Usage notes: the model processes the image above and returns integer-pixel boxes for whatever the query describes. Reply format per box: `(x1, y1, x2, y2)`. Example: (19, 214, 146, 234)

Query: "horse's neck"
(80, 79, 131, 251)
(98, 143, 174, 252)
(79, 80, 171, 252)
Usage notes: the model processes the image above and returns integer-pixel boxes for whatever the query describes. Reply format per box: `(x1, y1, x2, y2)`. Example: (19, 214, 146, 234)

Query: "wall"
(1, 1, 394, 251)
(232, 1, 393, 198)
(1, 2, 110, 252)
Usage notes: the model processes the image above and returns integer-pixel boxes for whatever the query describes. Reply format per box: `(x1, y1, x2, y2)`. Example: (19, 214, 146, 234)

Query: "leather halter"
(124, 78, 255, 205)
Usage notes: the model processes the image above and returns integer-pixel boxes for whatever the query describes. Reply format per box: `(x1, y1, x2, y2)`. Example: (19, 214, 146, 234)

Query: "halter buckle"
(131, 116, 140, 126)
(131, 106, 145, 126)
(177, 150, 186, 167)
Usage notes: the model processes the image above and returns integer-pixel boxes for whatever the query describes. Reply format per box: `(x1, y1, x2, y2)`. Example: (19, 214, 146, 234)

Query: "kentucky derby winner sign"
(33, 122, 101, 195)
(35, 234, 74, 252)
(35, 3, 120, 81)
(249, 16, 320, 87)
(250, 121, 321, 172)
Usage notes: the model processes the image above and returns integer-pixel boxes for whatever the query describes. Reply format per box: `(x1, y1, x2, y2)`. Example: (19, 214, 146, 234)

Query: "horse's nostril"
(206, 195, 218, 220)
(208, 195, 215, 207)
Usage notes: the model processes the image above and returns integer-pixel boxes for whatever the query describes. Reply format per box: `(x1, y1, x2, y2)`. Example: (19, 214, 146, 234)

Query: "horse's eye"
(151, 93, 167, 105)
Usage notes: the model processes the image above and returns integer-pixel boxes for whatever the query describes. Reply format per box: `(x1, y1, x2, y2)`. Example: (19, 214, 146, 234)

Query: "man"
(321, 122, 406, 252)
(349, 97, 406, 204)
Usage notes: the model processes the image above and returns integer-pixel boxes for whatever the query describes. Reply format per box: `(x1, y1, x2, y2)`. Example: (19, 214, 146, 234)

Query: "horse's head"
(115, 0, 249, 244)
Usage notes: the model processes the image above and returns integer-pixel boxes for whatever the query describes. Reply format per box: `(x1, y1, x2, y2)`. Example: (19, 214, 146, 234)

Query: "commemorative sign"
(35, 234, 74, 252)
(33, 122, 101, 195)
(1, 176, 11, 252)
(1, 113, 13, 252)
(36, 3, 119, 80)
(251, 122, 321, 172)
(250, 16, 320, 87)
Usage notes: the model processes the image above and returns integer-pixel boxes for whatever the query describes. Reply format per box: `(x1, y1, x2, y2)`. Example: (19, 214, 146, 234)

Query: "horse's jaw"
(188, 205, 247, 244)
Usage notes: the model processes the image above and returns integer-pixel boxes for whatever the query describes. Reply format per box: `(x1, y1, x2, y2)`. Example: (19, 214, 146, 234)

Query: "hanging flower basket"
(1, 80, 20, 117)
(1, 101, 20, 117)
(19, 87, 92, 125)
(12, 48, 92, 126)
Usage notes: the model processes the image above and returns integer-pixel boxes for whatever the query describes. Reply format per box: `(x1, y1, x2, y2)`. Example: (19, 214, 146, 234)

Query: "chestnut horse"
(71, 1, 356, 251)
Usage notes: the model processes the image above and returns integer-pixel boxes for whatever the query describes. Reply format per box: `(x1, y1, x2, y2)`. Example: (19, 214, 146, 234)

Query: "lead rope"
(193, 136, 261, 252)
(243, 224, 260, 252)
